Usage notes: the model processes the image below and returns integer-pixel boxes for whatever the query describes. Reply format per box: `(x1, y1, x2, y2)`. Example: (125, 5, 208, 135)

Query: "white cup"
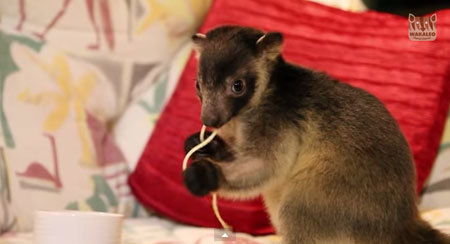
(34, 211, 123, 244)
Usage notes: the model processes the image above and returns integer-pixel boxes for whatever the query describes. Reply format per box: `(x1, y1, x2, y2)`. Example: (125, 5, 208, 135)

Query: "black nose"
(201, 115, 221, 128)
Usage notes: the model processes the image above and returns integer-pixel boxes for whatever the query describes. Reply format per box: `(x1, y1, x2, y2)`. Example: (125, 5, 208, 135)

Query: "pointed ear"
(192, 33, 206, 57)
(256, 32, 283, 60)
(409, 13, 415, 22)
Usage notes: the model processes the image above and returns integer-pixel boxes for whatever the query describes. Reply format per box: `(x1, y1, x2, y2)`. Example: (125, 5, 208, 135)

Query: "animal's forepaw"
(184, 132, 233, 161)
(183, 160, 219, 196)
(184, 132, 204, 153)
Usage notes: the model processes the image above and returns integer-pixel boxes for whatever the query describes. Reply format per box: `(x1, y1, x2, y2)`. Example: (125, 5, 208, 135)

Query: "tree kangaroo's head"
(192, 26, 283, 128)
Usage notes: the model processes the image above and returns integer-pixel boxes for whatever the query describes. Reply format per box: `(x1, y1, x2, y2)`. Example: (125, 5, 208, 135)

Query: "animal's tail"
(398, 219, 450, 244)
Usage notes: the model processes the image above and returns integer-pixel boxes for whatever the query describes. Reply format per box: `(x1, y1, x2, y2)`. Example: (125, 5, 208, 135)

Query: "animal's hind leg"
(278, 201, 339, 244)
(277, 196, 382, 244)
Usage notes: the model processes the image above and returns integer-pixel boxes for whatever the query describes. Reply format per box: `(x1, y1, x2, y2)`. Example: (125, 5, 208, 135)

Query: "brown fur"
(183, 25, 450, 244)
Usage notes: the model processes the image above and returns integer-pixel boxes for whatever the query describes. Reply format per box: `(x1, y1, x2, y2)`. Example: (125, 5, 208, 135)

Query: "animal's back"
(287, 72, 426, 243)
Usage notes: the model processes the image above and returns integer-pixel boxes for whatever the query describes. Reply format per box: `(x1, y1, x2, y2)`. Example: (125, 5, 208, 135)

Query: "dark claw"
(183, 160, 219, 196)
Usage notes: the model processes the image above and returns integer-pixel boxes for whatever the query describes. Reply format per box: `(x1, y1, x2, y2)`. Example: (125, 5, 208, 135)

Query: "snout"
(200, 97, 232, 128)
(201, 104, 232, 128)
(201, 113, 224, 128)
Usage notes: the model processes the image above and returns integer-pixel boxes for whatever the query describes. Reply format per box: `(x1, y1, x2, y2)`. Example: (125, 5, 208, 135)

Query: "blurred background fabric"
(0, 0, 212, 231)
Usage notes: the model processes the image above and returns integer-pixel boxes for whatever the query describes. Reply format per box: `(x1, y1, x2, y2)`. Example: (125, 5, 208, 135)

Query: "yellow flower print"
(135, 0, 192, 36)
(18, 53, 98, 167)
(421, 209, 444, 223)
(442, 119, 450, 145)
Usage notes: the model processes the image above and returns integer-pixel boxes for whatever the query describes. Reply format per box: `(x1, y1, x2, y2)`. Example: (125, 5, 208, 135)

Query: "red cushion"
(129, 0, 450, 235)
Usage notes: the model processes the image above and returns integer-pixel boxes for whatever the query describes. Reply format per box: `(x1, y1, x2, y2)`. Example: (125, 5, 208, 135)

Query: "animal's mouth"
(201, 108, 234, 128)
(202, 116, 231, 129)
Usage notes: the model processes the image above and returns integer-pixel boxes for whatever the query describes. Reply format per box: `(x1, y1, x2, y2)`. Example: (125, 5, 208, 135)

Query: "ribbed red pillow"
(129, 0, 450, 235)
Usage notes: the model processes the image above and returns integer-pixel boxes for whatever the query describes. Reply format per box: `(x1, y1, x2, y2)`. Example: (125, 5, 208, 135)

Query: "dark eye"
(231, 80, 244, 94)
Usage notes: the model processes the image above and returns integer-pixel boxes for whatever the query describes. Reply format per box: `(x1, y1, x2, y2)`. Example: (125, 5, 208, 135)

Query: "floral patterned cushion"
(421, 110, 450, 210)
(0, 0, 212, 232)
